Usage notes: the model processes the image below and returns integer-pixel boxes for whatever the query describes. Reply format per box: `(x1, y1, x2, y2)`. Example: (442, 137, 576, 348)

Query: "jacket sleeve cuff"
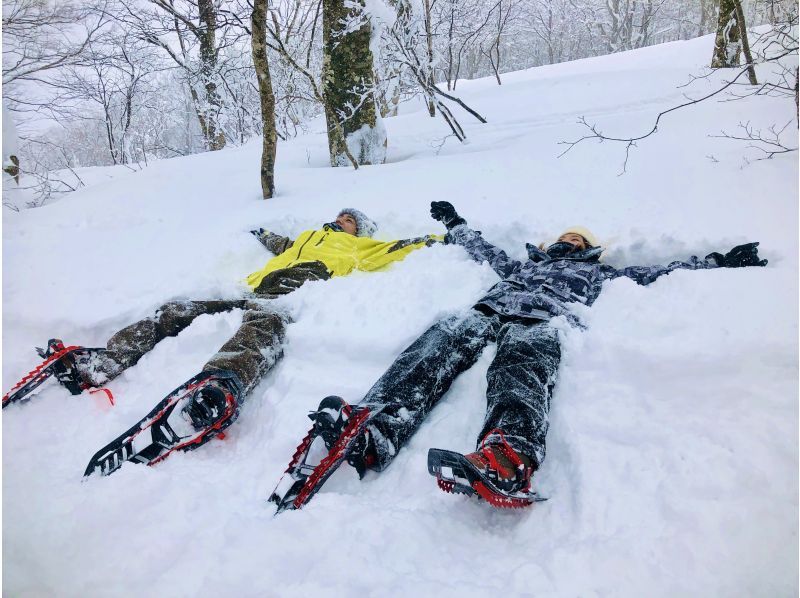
(445, 223, 477, 245)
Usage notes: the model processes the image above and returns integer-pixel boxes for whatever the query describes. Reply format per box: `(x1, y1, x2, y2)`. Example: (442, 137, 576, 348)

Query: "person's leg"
(478, 321, 561, 470)
(359, 310, 499, 471)
(252, 261, 331, 296)
(82, 300, 248, 385)
(202, 300, 290, 396)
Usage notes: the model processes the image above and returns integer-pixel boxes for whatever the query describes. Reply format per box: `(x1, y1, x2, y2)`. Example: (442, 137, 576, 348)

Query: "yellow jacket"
(246, 228, 440, 290)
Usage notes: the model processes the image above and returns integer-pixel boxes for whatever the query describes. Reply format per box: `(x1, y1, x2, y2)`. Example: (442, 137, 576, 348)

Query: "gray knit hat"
(338, 208, 378, 238)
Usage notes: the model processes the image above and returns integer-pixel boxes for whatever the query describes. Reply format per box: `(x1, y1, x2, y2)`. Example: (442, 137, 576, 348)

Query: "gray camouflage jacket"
(447, 224, 719, 325)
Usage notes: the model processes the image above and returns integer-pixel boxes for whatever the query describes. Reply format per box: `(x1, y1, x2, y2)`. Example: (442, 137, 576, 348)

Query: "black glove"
(251, 227, 268, 240)
(706, 242, 768, 268)
(430, 201, 466, 230)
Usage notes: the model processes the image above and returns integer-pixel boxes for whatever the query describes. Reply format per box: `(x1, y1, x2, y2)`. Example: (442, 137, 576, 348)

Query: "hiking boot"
(183, 382, 229, 430)
(345, 428, 377, 478)
(309, 396, 352, 449)
(464, 431, 535, 494)
(73, 351, 123, 388)
(308, 395, 378, 477)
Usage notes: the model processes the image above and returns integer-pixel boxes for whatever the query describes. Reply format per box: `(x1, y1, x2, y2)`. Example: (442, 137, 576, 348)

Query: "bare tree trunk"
(423, 0, 436, 116)
(322, 0, 385, 166)
(711, 0, 757, 85)
(376, 67, 402, 118)
(104, 107, 118, 165)
(733, 0, 758, 84)
(252, 0, 277, 198)
(491, 42, 502, 84)
(711, 0, 743, 67)
(198, 0, 226, 150)
(122, 89, 134, 164)
(446, 8, 455, 90)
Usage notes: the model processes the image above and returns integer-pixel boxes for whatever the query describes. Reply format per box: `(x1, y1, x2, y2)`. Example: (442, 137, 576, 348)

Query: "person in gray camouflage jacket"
(338, 200, 767, 505)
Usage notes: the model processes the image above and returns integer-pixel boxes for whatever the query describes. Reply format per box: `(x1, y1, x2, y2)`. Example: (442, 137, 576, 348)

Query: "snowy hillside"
(3, 34, 798, 596)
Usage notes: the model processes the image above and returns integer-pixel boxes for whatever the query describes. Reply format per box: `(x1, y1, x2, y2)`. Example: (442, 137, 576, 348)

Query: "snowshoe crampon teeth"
(428, 448, 544, 509)
(437, 479, 456, 493)
(472, 482, 533, 509)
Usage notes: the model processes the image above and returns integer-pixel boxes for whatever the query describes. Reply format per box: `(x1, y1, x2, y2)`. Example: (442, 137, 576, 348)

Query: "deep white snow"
(3, 34, 798, 597)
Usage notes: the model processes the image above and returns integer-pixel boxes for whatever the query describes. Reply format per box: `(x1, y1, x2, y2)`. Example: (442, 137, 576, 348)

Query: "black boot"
(345, 431, 377, 478)
(308, 396, 352, 449)
(183, 382, 228, 430)
(308, 396, 377, 477)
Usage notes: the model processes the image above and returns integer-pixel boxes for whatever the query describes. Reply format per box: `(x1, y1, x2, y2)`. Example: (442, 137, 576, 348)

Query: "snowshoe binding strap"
(3, 340, 94, 407)
(479, 428, 531, 489)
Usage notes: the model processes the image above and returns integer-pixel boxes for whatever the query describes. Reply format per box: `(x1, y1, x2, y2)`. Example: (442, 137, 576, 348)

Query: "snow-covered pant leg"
(100, 300, 248, 379)
(479, 321, 561, 469)
(361, 310, 499, 471)
(203, 301, 290, 396)
(252, 261, 330, 297)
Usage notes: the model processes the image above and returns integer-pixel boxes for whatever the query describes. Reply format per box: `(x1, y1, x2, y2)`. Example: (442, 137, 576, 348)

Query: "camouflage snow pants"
(93, 299, 288, 395)
(360, 309, 561, 471)
(85, 262, 330, 395)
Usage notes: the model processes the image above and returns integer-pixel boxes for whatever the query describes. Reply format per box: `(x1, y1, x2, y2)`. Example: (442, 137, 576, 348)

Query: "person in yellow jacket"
(247, 208, 437, 295)
(76, 208, 437, 437)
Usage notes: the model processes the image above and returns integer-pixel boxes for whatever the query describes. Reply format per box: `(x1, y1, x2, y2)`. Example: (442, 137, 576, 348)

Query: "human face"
(556, 232, 587, 251)
(335, 213, 358, 236)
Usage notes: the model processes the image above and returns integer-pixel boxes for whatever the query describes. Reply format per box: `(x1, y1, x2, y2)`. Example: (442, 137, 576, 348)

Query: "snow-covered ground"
(3, 34, 797, 596)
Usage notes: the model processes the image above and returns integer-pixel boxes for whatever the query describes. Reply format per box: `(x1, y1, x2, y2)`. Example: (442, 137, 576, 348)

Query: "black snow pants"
(361, 309, 561, 471)
(90, 299, 288, 395)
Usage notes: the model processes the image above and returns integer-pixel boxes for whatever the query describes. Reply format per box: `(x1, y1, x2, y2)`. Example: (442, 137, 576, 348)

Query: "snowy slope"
(3, 34, 798, 597)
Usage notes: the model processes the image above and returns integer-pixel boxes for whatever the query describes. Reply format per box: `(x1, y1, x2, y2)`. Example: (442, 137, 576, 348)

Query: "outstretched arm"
(430, 201, 521, 279)
(356, 234, 443, 271)
(385, 235, 442, 254)
(251, 228, 294, 255)
(607, 242, 768, 286)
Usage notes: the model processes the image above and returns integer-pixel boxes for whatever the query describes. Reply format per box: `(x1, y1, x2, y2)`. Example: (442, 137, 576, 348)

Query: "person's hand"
(251, 228, 269, 240)
(707, 242, 768, 268)
(430, 201, 466, 230)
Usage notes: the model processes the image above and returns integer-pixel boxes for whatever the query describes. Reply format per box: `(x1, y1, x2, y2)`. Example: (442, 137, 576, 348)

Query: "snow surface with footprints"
(3, 33, 798, 596)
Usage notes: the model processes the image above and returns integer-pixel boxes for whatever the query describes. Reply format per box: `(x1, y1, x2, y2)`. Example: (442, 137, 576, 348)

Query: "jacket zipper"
(314, 233, 328, 246)
(290, 231, 316, 266)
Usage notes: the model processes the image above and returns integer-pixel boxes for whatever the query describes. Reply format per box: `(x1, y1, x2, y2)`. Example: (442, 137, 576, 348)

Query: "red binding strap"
(480, 428, 524, 479)
(89, 388, 115, 406)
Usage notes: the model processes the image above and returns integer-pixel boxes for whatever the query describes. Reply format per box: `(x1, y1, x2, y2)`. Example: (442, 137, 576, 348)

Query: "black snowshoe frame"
(84, 370, 242, 477)
(269, 397, 376, 514)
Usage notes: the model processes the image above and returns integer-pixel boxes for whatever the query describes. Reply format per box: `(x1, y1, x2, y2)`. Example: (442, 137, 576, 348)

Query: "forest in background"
(2, 0, 797, 206)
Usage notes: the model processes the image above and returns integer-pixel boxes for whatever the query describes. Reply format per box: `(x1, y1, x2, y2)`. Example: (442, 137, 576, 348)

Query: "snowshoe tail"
(268, 396, 373, 514)
(3, 339, 106, 408)
(83, 370, 242, 477)
(427, 448, 547, 509)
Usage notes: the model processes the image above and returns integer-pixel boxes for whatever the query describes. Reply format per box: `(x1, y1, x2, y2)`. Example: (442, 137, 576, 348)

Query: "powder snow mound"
(3, 34, 797, 596)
